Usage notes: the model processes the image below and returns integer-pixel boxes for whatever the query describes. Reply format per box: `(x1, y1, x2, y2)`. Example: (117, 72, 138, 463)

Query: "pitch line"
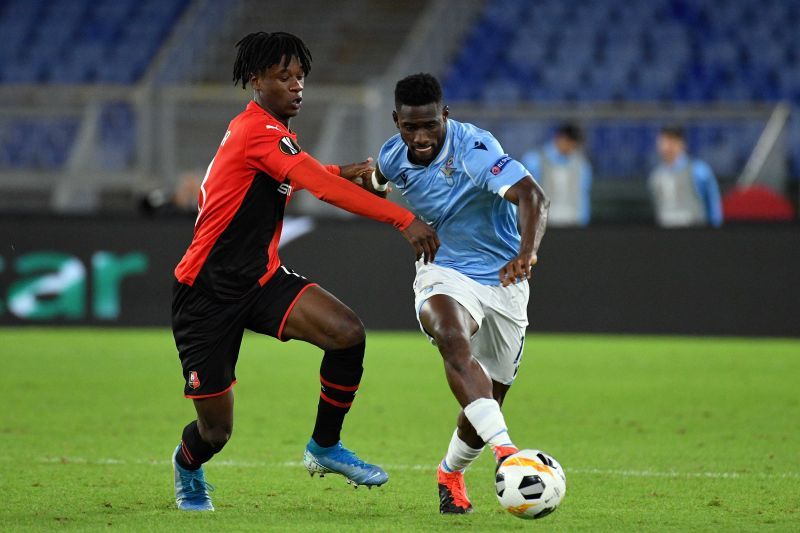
(29, 457, 800, 480)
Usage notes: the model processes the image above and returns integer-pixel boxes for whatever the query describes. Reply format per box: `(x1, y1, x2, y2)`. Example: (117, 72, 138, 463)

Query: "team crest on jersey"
(440, 157, 456, 186)
(279, 136, 301, 156)
(491, 155, 512, 175)
(188, 371, 200, 390)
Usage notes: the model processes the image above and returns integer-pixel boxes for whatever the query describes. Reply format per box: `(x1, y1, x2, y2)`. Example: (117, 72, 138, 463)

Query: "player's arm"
(361, 164, 391, 199)
(499, 176, 550, 287)
(334, 158, 374, 183)
(287, 157, 439, 262)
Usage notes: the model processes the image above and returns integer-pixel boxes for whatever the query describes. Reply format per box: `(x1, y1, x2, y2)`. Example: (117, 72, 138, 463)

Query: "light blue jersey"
(378, 119, 530, 285)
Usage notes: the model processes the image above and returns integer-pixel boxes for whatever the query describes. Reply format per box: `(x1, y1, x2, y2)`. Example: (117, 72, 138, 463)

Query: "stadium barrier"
(0, 215, 797, 337)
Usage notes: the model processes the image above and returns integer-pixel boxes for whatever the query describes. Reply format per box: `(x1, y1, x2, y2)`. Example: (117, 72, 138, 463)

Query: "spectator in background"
(139, 173, 201, 216)
(522, 124, 592, 226)
(649, 126, 722, 227)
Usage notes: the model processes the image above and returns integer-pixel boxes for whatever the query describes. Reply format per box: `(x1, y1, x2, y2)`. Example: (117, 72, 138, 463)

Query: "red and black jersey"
(175, 101, 310, 299)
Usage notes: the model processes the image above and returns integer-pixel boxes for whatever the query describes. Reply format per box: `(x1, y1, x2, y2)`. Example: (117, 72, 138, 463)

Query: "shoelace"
(332, 447, 369, 469)
(186, 473, 215, 494)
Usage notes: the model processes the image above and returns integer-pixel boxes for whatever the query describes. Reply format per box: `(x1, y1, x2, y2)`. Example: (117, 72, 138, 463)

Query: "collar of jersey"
(246, 100, 294, 135)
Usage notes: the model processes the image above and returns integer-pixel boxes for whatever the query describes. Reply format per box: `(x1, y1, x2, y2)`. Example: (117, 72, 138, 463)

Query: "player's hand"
(401, 218, 440, 264)
(339, 157, 374, 185)
(499, 252, 537, 287)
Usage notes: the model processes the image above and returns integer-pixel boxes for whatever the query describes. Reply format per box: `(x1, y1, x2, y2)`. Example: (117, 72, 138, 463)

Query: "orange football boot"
(437, 464, 473, 514)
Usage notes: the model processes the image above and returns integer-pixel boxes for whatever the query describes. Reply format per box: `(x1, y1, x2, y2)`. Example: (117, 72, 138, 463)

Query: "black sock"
(312, 341, 365, 447)
(176, 420, 217, 470)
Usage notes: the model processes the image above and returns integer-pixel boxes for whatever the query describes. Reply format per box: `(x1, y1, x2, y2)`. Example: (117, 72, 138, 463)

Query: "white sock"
(441, 429, 483, 472)
(463, 398, 514, 449)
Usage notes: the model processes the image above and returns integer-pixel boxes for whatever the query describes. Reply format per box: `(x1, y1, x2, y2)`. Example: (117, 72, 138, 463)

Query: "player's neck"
(253, 98, 291, 129)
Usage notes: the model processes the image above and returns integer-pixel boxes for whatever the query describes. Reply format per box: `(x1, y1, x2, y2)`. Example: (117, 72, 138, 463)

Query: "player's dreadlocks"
(394, 73, 443, 109)
(232, 31, 312, 89)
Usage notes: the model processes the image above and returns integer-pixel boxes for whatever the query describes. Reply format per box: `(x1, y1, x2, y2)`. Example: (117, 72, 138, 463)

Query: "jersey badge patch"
(440, 156, 456, 185)
(188, 371, 201, 390)
(279, 136, 301, 156)
(491, 155, 512, 175)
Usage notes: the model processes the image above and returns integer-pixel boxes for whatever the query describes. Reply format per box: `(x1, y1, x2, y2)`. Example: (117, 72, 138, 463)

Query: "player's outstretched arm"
(362, 165, 391, 199)
(335, 157, 374, 183)
(286, 157, 439, 262)
(499, 176, 550, 287)
(342, 162, 391, 200)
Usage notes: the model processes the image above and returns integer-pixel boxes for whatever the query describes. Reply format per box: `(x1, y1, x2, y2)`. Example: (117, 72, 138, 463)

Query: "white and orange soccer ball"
(495, 449, 567, 519)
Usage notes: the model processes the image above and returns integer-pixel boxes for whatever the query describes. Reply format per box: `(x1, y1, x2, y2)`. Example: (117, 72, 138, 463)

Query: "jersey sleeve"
(287, 156, 415, 230)
(244, 121, 310, 181)
(377, 136, 402, 183)
(462, 134, 529, 196)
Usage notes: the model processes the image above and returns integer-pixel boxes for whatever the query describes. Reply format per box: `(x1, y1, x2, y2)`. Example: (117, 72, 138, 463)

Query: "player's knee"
(200, 423, 233, 452)
(432, 324, 471, 356)
(328, 312, 365, 349)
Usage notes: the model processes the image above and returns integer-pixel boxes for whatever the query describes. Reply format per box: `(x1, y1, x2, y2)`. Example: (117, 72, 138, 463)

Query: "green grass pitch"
(1, 329, 798, 531)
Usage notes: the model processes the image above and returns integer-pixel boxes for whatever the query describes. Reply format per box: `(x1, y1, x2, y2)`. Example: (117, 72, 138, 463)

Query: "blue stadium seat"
(443, 0, 800, 178)
(0, 0, 189, 171)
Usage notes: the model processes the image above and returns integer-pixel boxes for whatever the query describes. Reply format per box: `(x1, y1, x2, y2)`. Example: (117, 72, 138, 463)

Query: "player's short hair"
(660, 125, 686, 141)
(394, 73, 443, 110)
(233, 31, 312, 89)
(556, 123, 584, 143)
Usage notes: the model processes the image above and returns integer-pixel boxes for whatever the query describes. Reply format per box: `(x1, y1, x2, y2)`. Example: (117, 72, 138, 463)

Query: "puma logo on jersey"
(279, 136, 301, 156)
(278, 182, 293, 196)
(266, 125, 281, 131)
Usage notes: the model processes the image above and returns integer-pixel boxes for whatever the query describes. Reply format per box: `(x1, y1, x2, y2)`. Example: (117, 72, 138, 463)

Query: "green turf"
(1, 329, 798, 531)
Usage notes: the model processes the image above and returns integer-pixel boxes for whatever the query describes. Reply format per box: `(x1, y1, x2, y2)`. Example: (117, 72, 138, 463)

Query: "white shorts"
(413, 261, 529, 385)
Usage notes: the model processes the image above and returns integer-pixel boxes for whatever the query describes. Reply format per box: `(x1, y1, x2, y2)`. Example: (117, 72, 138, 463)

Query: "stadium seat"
(0, 0, 189, 171)
(443, 0, 800, 181)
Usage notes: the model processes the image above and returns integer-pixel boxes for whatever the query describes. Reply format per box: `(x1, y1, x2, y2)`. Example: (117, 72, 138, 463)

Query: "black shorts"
(172, 266, 316, 399)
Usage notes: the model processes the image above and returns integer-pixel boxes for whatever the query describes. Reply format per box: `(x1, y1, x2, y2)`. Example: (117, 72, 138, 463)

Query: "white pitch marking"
(32, 457, 800, 480)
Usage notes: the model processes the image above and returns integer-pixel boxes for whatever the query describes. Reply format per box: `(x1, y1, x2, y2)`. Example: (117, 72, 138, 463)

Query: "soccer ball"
(495, 449, 566, 519)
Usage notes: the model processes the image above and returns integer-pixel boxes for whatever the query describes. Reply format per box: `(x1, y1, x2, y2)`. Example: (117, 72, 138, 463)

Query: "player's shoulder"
(377, 133, 407, 174)
(450, 119, 502, 157)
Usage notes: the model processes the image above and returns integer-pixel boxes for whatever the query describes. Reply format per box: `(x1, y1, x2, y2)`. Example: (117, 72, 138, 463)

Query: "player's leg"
(455, 380, 511, 449)
(181, 391, 235, 469)
(280, 285, 366, 446)
(419, 295, 516, 458)
(171, 281, 247, 511)
(419, 295, 488, 402)
(274, 283, 387, 487)
(437, 380, 510, 514)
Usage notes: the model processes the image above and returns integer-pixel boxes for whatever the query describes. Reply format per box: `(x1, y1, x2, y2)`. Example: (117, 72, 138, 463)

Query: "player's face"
(393, 103, 448, 166)
(251, 55, 305, 125)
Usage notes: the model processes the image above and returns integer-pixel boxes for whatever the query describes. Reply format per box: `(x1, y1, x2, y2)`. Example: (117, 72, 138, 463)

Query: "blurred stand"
(0, 0, 797, 223)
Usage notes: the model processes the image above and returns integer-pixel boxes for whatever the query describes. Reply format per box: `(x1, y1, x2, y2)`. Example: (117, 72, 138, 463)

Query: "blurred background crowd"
(0, 0, 797, 226)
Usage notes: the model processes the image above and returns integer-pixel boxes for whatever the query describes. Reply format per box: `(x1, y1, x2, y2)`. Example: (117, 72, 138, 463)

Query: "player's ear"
(392, 110, 399, 129)
(442, 105, 449, 121)
(250, 73, 260, 90)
